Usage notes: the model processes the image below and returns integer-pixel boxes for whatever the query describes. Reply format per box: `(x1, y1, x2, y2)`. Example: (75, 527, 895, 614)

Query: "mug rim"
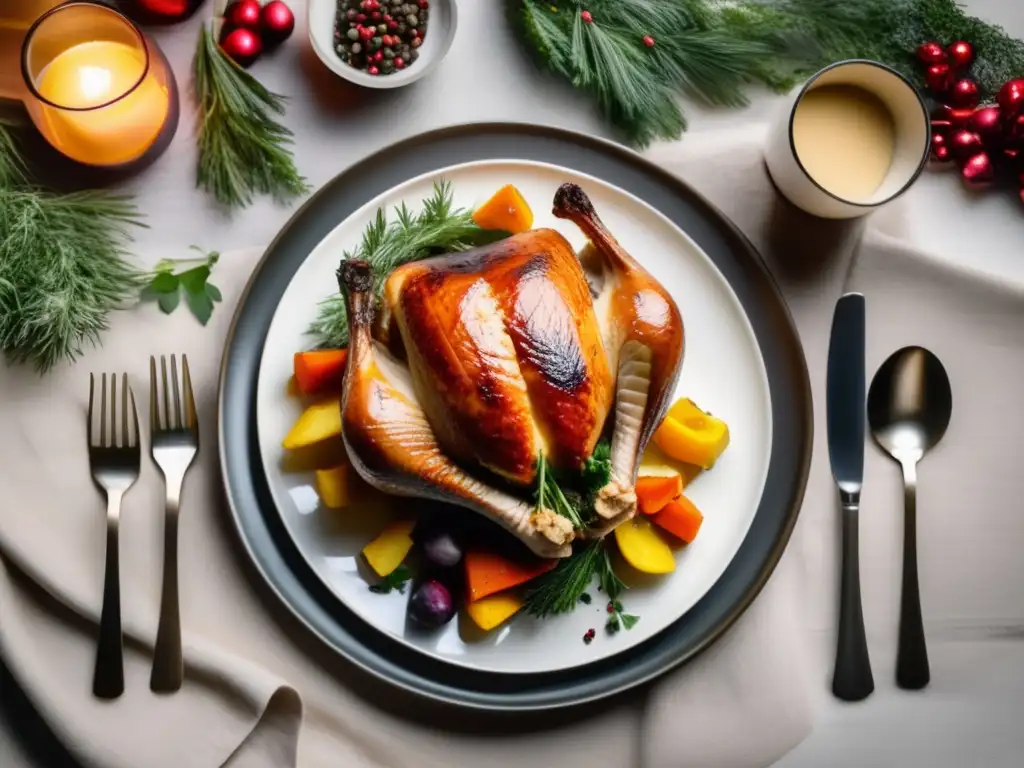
(20, 0, 151, 113)
(787, 58, 931, 209)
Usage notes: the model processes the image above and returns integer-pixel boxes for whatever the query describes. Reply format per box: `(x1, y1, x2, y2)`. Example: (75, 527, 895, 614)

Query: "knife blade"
(827, 292, 874, 702)
(827, 293, 866, 495)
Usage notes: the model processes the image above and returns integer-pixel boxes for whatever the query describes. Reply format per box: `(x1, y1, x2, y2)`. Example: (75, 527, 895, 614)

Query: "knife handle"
(833, 496, 874, 701)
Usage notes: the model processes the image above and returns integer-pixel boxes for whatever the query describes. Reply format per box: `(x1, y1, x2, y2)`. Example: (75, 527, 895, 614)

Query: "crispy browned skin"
(383, 229, 613, 485)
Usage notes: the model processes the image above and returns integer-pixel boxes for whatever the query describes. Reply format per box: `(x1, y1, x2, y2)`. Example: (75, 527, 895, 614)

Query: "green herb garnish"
(0, 120, 146, 372)
(535, 451, 585, 529)
(192, 23, 309, 209)
(308, 180, 510, 348)
(142, 247, 222, 325)
(599, 548, 626, 601)
(523, 541, 603, 617)
(368, 564, 413, 594)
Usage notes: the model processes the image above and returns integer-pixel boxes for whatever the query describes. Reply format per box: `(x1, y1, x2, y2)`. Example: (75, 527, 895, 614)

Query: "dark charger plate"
(217, 123, 812, 711)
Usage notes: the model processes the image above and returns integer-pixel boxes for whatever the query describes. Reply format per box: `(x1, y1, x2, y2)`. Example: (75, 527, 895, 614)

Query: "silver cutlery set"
(86, 355, 198, 699)
(827, 294, 952, 701)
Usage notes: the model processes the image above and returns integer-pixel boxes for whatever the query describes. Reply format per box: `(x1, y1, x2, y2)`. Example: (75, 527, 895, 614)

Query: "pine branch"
(192, 23, 309, 209)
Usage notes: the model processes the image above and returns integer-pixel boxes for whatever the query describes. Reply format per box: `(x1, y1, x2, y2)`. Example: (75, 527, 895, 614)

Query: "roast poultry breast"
(339, 183, 684, 559)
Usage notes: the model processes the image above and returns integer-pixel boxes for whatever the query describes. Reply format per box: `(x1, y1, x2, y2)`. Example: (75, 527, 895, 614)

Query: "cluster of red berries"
(219, 1, 295, 69)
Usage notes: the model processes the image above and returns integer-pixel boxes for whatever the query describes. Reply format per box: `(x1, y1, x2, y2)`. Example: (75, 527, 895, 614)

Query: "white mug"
(764, 60, 930, 220)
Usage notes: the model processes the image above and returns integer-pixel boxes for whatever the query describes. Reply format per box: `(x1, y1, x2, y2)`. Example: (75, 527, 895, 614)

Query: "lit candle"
(34, 38, 170, 166)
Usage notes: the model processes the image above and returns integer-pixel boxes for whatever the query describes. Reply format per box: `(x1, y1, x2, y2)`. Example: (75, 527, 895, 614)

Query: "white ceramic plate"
(255, 160, 772, 674)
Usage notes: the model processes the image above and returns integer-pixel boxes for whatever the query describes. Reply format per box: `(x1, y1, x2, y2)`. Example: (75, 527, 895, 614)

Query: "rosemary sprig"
(308, 180, 509, 348)
(523, 541, 604, 617)
(192, 23, 309, 209)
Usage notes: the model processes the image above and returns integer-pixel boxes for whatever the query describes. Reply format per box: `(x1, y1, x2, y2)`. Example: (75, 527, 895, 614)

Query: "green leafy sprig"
(142, 247, 223, 325)
(369, 564, 413, 594)
(599, 550, 637, 631)
(517, 0, 1024, 147)
(0, 121, 147, 372)
(523, 541, 604, 617)
(192, 23, 309, 209)
(535, 452, 586, 528)
(309, 180, 509, 348)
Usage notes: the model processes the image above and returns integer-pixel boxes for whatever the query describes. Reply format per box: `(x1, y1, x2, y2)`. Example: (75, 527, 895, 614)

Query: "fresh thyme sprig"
(523, 540, 604, 617)
(192, 23, 309, 209)
(308, 180, 509, 348)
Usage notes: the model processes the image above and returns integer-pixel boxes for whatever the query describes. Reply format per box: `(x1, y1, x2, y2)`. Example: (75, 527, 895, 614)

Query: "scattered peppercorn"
(334, 0, 428, 76)
(579, 592, 592, 605)
(583, 628, 596, 644)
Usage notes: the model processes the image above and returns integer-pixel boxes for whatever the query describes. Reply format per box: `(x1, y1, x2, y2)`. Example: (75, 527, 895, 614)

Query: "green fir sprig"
(517, 0, 1024, 147)
(192, 24, 309, 209)
(524, 540, 604, 617)
(308, 180, 509, 348)
(0, 123, 147, 372)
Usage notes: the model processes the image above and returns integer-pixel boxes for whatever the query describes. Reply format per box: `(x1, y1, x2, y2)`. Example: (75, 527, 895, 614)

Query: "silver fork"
(149, 355, 198, 693)
(88, 373, 141, 700)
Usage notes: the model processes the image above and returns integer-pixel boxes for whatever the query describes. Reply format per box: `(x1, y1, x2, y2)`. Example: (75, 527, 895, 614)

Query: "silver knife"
(827, 292, 874, 701)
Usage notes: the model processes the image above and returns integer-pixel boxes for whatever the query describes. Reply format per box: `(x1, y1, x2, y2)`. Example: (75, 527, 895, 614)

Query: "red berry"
(581, 10, 593, 23)
(395, 56, 405, 68)
(916, 41, 946, 65)
(642, 35, 655, 47)
(388, 20, 398, 29)
(368, 65, 380, 75)
(374, 51, 383, 62)
(924, 63, 951, 94)
(359, 26, 374, 40)
(948, 78, 980, 109)
(224, 0, 262, 32)
(372, 11, 381, 20)
(419, 0, 429, 7)
(932, 145, 951, 162)
(356, 13, 367, 22)
(947, 40, 974, 71)
(949, 130, 983, 161)
(383, 13, 391, 21)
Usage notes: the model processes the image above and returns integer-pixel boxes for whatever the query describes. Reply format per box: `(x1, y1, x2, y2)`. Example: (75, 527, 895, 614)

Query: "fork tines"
(88, 373, 139, 449)
(149, 355, 197, 434)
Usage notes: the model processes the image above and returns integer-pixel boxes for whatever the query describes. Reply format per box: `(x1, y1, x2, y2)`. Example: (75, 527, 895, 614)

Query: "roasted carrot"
(652, 496, 704, 543)
(294, 349, 348, 395)
(464, 550, 557, 601)
(635, 474, 683, 516)
(471, 184, 534, 234)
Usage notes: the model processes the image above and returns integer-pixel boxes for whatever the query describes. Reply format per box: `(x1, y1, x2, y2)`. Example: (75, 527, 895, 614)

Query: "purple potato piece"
(408, 579, 455, 628)
(420, 530, 463, 569)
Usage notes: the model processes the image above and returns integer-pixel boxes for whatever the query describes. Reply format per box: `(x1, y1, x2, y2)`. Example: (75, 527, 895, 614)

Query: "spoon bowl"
(867, 345, 952, 691)
(868, 346, 952, 462)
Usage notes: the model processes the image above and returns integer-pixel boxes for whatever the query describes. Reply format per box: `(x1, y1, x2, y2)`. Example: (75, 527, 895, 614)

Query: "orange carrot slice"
(464, 550, 557, 602)
(294, 349, 348, 395)
(635, 474, 683, 516)
(652, 496, 704, 543)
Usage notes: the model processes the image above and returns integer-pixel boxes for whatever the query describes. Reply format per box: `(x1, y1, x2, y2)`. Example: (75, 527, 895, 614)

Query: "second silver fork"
(149, 354, 198, 693)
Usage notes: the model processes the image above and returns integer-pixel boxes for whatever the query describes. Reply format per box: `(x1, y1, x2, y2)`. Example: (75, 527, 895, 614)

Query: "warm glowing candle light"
(35, 39, 169, 166)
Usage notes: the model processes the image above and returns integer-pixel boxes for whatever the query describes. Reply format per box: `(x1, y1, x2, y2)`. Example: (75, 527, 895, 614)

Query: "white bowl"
(308, 0, 457, 89)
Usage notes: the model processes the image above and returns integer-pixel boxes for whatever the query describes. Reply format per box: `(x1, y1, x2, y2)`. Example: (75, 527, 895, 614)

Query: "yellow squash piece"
(465, 592, 524, 631)
(315, 464, 349, 508)
(614, 516, 676, 575)
(362, 520, 416, 577)
(282, 400, 343, 450)
(471, 184, 534, 234)
(652, 398, 730, 469)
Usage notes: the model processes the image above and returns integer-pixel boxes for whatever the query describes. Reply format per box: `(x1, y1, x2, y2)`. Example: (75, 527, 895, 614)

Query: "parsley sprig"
(368, 564, 413, 594)
(142, 247, 222, 325)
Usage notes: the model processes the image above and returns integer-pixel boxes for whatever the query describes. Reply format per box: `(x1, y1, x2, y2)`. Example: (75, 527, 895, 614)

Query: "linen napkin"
(3, 124, 1017, 768)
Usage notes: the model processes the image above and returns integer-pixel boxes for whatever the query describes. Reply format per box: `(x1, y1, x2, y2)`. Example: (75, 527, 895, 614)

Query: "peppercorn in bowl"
(308, 0, 457, 88)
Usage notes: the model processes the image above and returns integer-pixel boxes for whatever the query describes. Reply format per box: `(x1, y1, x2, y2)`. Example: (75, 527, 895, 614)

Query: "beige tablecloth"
(2, 127, 1022, 768)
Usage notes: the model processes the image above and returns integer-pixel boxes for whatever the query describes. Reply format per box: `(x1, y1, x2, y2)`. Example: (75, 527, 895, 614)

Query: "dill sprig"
(192, 23, 309, 209)
(524, 540, 604, 617)
(308, 180, 509, 348)
(517, 0, 1024, 147)
(0, 188, 146, 372)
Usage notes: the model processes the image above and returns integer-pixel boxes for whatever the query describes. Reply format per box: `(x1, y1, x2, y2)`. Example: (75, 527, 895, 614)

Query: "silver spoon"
(867, 346, 952, 690)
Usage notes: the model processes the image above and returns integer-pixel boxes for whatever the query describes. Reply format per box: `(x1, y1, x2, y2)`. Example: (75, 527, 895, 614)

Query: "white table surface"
(2, 1, 1022, 766)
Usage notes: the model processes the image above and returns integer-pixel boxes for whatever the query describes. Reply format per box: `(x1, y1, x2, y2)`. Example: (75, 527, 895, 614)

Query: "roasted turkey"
(338, 183, 684, 559)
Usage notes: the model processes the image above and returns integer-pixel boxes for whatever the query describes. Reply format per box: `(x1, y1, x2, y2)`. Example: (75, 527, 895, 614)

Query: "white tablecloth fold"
(4, 126, 1021, 768)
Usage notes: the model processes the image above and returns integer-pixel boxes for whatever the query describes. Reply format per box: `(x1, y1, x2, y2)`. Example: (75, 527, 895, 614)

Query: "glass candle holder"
(19, 1, 178, 168)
